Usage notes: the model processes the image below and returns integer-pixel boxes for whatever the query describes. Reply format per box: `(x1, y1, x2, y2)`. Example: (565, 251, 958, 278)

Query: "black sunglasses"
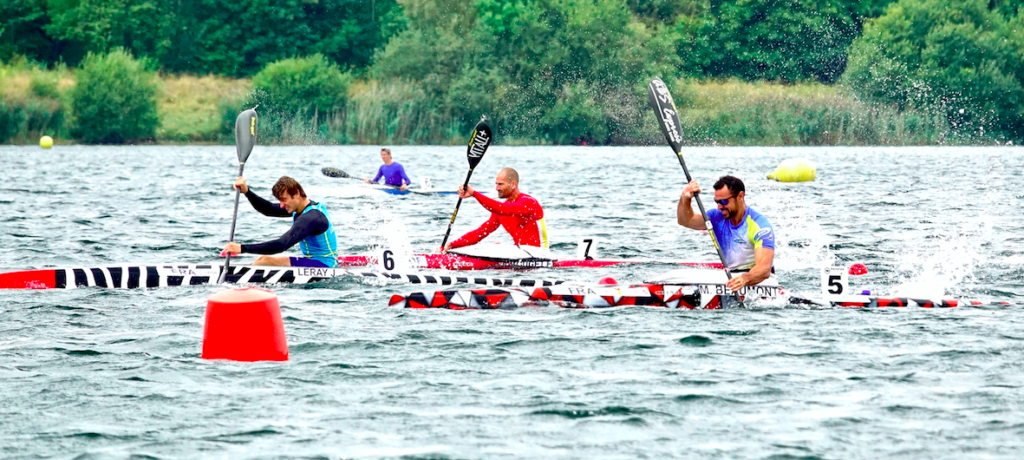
(715, 195, 735, 206)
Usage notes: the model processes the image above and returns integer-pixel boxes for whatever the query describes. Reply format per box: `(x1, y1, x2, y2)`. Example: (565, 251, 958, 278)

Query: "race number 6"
(375, 248, 404, 272)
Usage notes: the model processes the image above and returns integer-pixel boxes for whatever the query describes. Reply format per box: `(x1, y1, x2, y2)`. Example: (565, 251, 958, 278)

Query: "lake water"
(1, 145, 1023, 458)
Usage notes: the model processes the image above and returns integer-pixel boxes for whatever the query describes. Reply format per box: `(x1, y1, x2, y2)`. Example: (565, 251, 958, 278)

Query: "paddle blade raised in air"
(466, 119, 492, 169)
(235, 109, 258, 164)
(647, 78, 683, 154)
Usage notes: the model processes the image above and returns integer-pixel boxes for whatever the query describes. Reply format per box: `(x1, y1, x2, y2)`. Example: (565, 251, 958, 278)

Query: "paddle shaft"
(647, 78, 735, 284)
(218, 163, 245, 283)
(673, 152, 732, 280)
(438, 119, 492, 250)
(217, 108, 258, 284)
(439, 169, 476, 249)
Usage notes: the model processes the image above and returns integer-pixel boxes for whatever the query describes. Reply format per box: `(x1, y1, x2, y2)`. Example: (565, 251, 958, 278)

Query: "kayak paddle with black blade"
(321, 167, 352, 178)
(647, 78, 740, 294)
(439, 117, 493, 250)
(218, 108, 258, 284)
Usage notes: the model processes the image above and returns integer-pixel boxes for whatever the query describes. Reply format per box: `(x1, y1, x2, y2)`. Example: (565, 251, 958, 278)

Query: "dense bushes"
(844, 0, 1024, 140)
(372, 0, 675, 144)
(5, 0, 403, 77)
(70, 48, 159, 144)
(252, 54, 352, 119)
(5, 0, 1024, 145)
(680, 80, 951, 145)
(0, 61, 69, 143)
(231, 54, 353, 144)
(674, 0, 866, 83)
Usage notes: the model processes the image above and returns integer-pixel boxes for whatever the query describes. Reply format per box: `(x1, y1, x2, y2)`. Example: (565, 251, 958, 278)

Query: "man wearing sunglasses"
(677, 175, 775, 292)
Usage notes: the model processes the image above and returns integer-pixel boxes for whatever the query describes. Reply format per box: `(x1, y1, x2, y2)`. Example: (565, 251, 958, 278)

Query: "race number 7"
(576, 238, 599, 260)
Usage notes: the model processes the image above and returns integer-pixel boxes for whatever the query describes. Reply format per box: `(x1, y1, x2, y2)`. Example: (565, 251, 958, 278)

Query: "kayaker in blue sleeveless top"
(222, 176, 339, 268)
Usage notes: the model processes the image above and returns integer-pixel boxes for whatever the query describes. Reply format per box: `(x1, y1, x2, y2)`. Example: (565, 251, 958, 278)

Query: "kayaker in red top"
(441, 167, 548, 251)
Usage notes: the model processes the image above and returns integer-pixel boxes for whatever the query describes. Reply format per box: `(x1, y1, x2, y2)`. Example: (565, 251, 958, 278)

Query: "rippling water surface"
(1, 145, 1023, 458)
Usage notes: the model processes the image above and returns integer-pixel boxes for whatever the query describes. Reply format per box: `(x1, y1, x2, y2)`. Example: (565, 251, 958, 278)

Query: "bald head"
(499, 167, 519, 184)
(495, 167, 520, 199)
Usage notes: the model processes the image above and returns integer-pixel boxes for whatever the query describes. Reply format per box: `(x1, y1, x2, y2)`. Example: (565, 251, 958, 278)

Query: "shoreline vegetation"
(0, 63, 974, 147)
(4, 0, 1022, 147)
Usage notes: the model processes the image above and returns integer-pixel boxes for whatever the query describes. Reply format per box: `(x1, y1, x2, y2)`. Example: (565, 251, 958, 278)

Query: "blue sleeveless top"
(295, 202, 339, 267)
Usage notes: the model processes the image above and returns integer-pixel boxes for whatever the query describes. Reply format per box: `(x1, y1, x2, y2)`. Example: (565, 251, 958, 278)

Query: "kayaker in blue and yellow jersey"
(364, 147, 411, 191)
(222, 176, 339, 268)
(441, 167, 547, 251)
(677, 175, 775, 292)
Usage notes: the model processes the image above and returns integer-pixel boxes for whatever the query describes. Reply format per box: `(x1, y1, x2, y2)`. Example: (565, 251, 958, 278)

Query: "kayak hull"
(388, 285, 975, 310)
(336, 253, 723, 271)
(389, 283, 777, 310)
(0, 265, 569, 290)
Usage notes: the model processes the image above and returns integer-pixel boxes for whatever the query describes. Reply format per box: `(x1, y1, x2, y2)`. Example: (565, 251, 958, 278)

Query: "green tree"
(0, 0, 58, 63)
(70, 48, 159, 143)
(45, 0, 165, 66)
(844, 0, 1024, 139)
(173, 0, 403, 76)
(252, 54, 353, 118)
(374, 0, 676, 143)
(675, 0, 868, 83)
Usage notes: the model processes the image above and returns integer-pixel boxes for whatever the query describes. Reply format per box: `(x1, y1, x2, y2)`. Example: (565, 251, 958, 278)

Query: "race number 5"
(821, 266, 848, 296)
(576, 238, 599, 260)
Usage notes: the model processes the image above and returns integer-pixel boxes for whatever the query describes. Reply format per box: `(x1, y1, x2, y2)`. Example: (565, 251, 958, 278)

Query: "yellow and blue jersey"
(707, 206, 775, 271)
(295, 202, 339, 268)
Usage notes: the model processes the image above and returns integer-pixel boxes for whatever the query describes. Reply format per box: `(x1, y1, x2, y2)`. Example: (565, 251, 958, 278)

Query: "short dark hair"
(713, 175, 745, 194)
(381, 147, 391, 155)
(272, 176, 306, 199)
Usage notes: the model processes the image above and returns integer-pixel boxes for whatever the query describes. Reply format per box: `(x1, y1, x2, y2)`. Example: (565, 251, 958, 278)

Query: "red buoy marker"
(597, 276, 618, 285)
(202, 287, 288, 361)
(848, 263, 868, 276)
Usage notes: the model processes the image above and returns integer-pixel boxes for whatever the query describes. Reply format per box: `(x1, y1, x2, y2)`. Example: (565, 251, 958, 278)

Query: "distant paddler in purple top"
(364, 147, 411, 191)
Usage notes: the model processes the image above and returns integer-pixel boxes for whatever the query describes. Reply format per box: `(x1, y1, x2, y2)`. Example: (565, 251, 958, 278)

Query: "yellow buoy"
(39, 136, 54, 149)
(767, 158, 816, 182)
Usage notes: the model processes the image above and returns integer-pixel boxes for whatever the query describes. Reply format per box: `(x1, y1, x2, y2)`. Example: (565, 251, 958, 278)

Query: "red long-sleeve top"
(449, 191, 545, 249)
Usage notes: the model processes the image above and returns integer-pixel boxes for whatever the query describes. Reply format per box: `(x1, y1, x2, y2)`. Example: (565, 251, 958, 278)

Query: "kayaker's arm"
(397, 164, 411, 186)
(473, 191, 543, 219)
(239, 210, 329, 254)
(448, 214, 501, 250)
(677, 180, 704, 230)
(728, 247, 774, 291)
(366, 166, 385, 184)
(243, 190, 291, 218)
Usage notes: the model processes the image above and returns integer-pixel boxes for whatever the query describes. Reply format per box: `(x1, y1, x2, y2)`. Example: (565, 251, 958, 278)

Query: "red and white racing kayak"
(389, 267, 780, 309)
(338, 244, 722, 271)
(388, 265, 1013, 310)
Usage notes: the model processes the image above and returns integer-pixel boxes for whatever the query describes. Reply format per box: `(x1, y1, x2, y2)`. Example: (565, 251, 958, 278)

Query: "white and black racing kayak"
(0, 264, 568, 290)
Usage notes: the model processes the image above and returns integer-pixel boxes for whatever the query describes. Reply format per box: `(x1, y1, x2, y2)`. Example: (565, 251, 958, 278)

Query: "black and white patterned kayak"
(0, 264, 567, 290)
